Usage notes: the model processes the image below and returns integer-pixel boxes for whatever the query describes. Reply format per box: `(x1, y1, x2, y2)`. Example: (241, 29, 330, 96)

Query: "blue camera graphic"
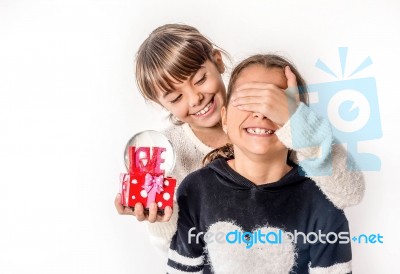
(293, 47, 382, 174)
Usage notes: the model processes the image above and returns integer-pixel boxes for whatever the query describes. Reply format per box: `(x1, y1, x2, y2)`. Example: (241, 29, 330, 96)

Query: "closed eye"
(194, 74, 207, 85)
(170, 94, 182, 104)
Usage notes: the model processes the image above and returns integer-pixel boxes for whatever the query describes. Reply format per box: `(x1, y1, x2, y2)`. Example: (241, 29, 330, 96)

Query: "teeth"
(246, 128, 274, 135)
(195, 101, 213, 116)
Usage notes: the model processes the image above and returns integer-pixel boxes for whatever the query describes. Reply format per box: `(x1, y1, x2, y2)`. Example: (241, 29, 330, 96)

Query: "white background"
(1, 0, 399, 273)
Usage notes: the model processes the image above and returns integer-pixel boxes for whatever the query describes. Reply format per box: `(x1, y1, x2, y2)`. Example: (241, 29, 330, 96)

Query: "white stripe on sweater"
(168, 249, 204, 267)
(166, 265, 203, 274)
(309, 260, 352, 274)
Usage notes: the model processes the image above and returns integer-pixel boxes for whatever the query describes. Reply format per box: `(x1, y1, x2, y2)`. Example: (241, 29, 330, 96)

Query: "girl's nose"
(189, 92, 204, 107)
(252, 112, 267, 119)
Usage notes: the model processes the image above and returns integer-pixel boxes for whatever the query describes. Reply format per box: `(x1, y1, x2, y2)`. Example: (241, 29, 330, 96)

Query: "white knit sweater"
(147, 103, 365, 256)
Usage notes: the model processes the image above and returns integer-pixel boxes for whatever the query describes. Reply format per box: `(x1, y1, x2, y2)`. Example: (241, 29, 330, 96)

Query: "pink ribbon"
(143, 173, 164, 208)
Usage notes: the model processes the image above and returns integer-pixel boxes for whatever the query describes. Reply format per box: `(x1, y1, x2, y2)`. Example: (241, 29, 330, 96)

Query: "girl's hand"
(231, 66, 300, 126)
(114, 194, 173, 223)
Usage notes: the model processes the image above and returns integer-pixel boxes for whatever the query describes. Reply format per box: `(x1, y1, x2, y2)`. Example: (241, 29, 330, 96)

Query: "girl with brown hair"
(114, 24, 364, 258)
(167, 54, 352, 273)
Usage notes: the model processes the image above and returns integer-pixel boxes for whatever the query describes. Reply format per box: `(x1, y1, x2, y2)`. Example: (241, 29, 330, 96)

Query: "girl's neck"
(189, 123, 229, 149)
(228, 151, 291, 185)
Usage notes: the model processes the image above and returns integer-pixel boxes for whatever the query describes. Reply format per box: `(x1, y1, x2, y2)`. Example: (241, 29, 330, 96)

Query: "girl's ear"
(213, 50, 225, 74)
(221, 106, 227, 133)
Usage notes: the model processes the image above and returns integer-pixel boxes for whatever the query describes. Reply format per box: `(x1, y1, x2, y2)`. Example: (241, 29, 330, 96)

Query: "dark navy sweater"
(167, 158, 352, 274)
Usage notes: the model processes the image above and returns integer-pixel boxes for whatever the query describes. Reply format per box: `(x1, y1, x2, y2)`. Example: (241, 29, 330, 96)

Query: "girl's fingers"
(236, 100, 289, 126)
(147, 203, 158, 223)
(134, 203, 146, 221)
(284, 66, 300, 105)
(235, 82, 277, 92)
(236, 103, 271, 115)
(232, 89, 272, 102)
(114, 194, 125, 214)
(284, 66, 298, 89)
(115, 194, 135, 215)
(232, 95, 270, 107)
(159, 206, 173, 222)
(232, 84, 280, 101)
(116, 193, 173, 223)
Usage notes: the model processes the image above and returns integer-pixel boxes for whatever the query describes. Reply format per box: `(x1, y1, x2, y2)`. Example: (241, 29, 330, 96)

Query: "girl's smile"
(241, 113, 278, 138)
(244, 127, 275, 136)
(192, 96, 216, 117)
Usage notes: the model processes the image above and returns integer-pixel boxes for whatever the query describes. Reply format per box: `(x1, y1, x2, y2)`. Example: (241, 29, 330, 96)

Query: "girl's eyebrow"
(162, 65, 207, 98)
(190, 65, 206, 80)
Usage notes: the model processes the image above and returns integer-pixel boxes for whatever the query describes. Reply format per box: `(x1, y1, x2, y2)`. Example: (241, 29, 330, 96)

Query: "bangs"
(142, 38, 212, 99)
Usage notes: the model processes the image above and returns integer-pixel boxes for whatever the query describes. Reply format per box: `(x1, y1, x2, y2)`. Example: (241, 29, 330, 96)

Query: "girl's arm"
(146, 124, 204, 256)
(276, 102, 365, 209)
(146, 202, 179, 256)
(114, 195, 176, 256)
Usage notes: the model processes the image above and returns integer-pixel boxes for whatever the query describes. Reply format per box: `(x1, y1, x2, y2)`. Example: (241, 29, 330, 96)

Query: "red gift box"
(120, 146, 176, 212)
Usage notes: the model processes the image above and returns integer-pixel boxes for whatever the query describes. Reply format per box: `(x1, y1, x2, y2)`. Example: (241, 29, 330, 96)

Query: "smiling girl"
(114, 24, 364, 258)
(167, 54, 352, 274)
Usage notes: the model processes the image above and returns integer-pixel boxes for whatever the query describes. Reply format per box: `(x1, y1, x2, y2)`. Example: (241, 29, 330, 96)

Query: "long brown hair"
(203, 54, 309, 166)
